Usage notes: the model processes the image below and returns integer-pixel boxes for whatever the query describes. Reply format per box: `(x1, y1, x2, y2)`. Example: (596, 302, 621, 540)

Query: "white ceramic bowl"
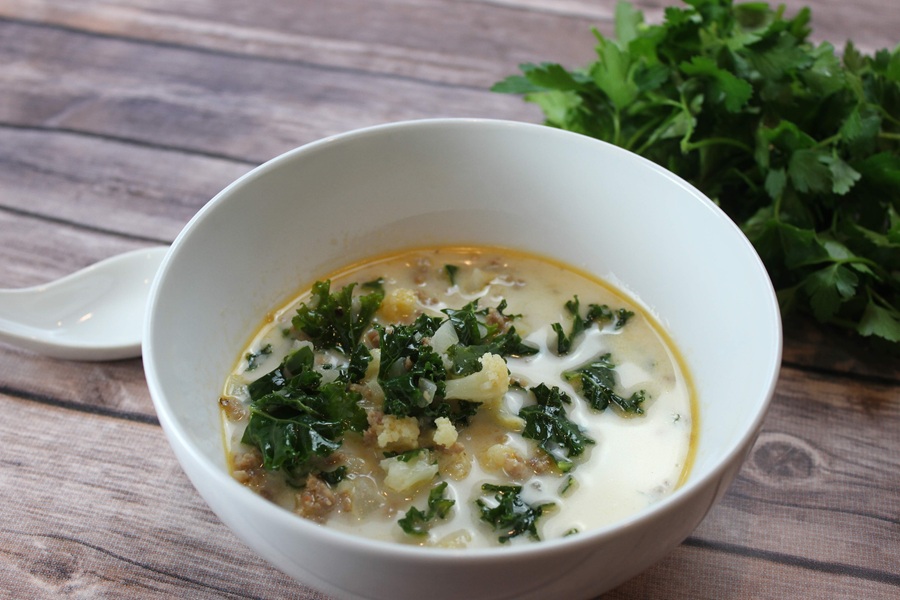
(144, 118, 782, 600)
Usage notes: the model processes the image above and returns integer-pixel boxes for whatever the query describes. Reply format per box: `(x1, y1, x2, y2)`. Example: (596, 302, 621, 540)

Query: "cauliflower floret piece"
(437, 446, 472, 481)
(480, 443, 529, 479)
(433, 529, 473, 549)
(380, 451, 439, 492)
(375, 414, 420, 450)
(379, 288, 418, 322)
(443, 352, 509, 403)
(432, 416, 458, 448)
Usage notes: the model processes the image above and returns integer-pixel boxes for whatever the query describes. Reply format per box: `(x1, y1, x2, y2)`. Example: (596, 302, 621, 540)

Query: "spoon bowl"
(0, 246, 168, 361)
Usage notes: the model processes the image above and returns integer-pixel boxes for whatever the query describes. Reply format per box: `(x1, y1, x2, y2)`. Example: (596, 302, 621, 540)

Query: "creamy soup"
(220, 246, 695, 548)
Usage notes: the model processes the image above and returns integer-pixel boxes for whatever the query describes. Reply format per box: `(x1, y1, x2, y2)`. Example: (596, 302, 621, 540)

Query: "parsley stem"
(813, 133, 841, 148)
(681, 137, 753, 153)
(869, 288, 900, 312)
(835, 256, 890, 280)
(612, 108, 622, 147)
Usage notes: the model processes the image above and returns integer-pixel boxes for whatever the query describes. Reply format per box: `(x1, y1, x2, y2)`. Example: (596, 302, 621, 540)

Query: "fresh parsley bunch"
(494, 0, 900, 344)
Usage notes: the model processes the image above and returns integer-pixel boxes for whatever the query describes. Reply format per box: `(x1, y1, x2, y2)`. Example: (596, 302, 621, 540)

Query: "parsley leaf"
(495, 0, 900, 345)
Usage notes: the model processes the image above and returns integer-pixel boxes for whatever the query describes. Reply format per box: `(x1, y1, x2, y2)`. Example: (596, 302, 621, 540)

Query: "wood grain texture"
(0, 0, 898, 598)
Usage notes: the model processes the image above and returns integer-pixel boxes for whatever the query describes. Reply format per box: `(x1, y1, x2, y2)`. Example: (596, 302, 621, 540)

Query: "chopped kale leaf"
(292, 280, 384, 353)
(443, 301, 496, 346)
(245, 343, 273, 371)
(361, 277, 385, 293)
(398, 481, 455, 536)
(319, 465, 348, 487)
(377, 314, 447, 418)
(563, 353, 647, 414)
(444, 264, 460, 285)
(476, 483, 554, 543)
(443, 300, 537, 376)
(519, 383, 595, 472)
(241, 346, 367, 481)
(552, 296, 636, 354)
(344, 343, 373, 384)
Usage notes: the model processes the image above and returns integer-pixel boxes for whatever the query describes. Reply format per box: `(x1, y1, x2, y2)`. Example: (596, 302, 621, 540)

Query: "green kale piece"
(318, 465, 348, 487)
(519, 383, 595, 472)
(443, 300, 537, 375)
(443, 300, 498, 346)
(444, 264, 460, 285)
(245, 343, 273, 371)
(246, 344, 320, 400)
(361, 277, 385, 293)
(564, 353, 647, 414)
(344, 343, 373, 384)
(552, 296, 635, 355)
(292, 280, 384, 353)
(495, 0, 900, 345)
(376, 314, 447, 418)
(476, 483, 554, 543)
(241, 346, 367, 481)
(398, 481, 455, 536)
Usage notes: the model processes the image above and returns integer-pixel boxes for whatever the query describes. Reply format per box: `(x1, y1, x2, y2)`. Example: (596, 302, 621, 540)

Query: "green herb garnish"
(241, 346, 367, 482)
(564, 353, 647, 414)
(245, 343, 273, 371)
(552, 296, 635, 355)
(443, 300, 538, 375)
(494, 0, 900, 344)
(376, 315, 447, 418)
(444, 264, 460, 285)
(398, 481, 455, 536)
(319, 465, 348, 487)
(476, 483, 554, 543)
(519, 383, 595, 472)
(292, 280, 384, 353)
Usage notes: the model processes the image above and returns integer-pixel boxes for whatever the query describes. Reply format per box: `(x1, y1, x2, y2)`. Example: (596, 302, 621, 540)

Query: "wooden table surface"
(1, 1, 898, 598)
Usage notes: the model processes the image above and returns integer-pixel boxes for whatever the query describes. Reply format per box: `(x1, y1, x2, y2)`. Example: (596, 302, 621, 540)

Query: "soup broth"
(220, 246, 695, 548)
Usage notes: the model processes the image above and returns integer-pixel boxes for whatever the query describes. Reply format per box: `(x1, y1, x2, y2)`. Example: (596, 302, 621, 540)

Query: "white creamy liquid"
(221, 246, 695, 548)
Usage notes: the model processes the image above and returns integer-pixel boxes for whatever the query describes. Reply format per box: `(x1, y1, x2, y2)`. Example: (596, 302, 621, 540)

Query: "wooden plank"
(1, 0, 895, 90)
(2, 393, 897, 599)
(607, 541, 900, 599)
(0, 20, 542, 164)
(0, 127, 252, 243)
(0, 0, 602, 88)
(0, 395, 314, 599)
(0, 209, 158, 288)
(782, 319, 900, 381)
(693, 365, 900, 574)
(0, 345, 151, 419)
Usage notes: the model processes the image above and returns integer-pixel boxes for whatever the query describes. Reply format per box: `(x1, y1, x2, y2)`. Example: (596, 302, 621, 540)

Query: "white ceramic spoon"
(0, 246, 169, 361)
